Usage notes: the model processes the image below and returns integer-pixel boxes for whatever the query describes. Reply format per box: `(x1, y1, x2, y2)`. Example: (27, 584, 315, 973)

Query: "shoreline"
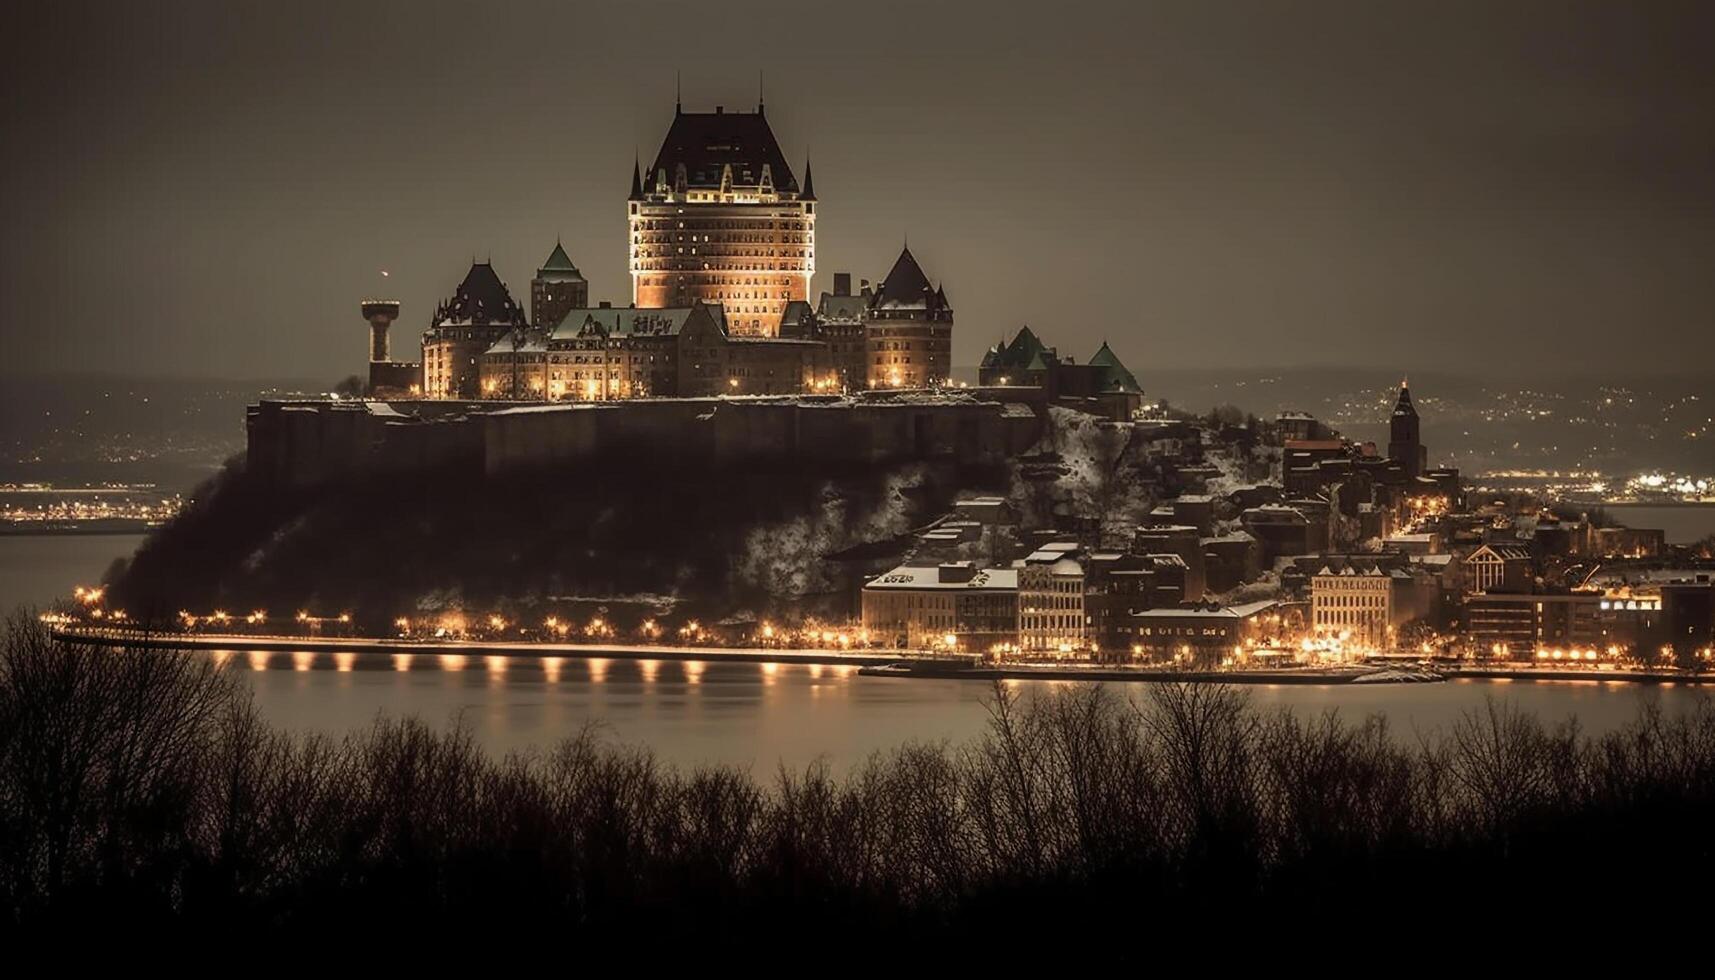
(52, 628, 1715, 686)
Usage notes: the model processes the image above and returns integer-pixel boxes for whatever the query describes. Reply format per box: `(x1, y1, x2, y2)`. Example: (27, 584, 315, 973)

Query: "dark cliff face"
(105, 452, 1009, 628)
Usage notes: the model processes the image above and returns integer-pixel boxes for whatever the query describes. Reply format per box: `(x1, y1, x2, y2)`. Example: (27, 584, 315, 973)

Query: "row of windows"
(1315, 593, 1388, 608)
(634, 219, 809, 231)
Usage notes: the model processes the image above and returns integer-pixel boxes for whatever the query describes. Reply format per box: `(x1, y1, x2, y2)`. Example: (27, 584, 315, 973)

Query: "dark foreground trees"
(3, 613, 1715, 944)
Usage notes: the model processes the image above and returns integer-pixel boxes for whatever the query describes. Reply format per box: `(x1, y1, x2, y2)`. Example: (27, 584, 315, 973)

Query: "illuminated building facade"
(1128, 600, 1281, 664)
(1311, 563, 1396, 649)
(866, 246, 953, 389)
(860, 562, 1020, 651)
(629, 101, 814, 337)
(478, 301, 833, 400)
(1017, 545, 1086, 655)
(421, 262, 528, 399)
(781, 272, 870, 391)
(1463, 592, 1604, 659)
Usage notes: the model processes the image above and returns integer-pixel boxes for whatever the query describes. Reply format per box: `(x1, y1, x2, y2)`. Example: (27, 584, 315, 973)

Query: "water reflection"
(209, 647, 1711, 772)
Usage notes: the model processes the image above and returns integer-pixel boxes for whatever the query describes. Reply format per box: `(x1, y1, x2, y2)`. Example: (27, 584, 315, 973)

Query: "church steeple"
(1393, 379, 1417, 418)
(1387, 377, 1426, 479)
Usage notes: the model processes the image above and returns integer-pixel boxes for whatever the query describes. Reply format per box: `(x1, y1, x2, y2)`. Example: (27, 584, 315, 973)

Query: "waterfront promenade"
(54, 626, 1715, 686)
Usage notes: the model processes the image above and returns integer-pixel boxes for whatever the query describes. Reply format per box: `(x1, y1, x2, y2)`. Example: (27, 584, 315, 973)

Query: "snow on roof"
(864, 565, 1019, 591)
(1134, 600, 1279, 620)
(490, 402, 616, 416)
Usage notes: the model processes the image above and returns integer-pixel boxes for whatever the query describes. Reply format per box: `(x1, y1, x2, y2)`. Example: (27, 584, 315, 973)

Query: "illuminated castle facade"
(363, 92, 1140, 407)
(420, 262, 528, 399)
(628, 99, 814, 337)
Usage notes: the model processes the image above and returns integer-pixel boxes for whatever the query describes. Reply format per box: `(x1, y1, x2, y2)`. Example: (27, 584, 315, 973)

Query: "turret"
(361, 299, 401, 363)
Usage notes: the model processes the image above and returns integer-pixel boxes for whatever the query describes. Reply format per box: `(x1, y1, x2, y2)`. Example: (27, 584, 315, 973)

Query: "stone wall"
(246, 395, 1044, 487)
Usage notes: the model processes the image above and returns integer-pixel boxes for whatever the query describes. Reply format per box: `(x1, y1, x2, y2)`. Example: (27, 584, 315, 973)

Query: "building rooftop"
(1134, 600, 1279, 620)
(431, 262, 527, 329)
(645, 106, 799, 193)
(864, 564, 1019, 591)
(536, 241, 584, 282)
(869, 246, 949, 313)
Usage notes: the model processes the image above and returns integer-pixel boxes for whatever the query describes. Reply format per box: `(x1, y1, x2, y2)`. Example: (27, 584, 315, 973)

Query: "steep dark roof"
(433, 262, 526, 328)
(537, 242, 584, 281)
(869, 246, 951, 315)
(876, 247, 930, 303)
(629, 157, 643, 200)
(1089, 342, 1142, 393)
(1008, 326, 1045, 360)
(802, 155, 815, 199)
(984, 325, 1054, 372)
(647, 108, 798, 192)
(1393, 382, 1417, 418)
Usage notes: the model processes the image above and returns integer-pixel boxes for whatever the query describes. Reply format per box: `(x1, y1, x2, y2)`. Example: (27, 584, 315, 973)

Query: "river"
(3, 534, 1709, 771)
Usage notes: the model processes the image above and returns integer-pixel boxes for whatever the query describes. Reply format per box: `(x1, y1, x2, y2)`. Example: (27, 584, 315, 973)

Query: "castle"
(367, 95, 986, 403)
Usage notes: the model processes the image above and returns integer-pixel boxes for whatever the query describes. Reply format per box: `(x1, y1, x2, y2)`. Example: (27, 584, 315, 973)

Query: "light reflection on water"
(208, 648, 1715, 773)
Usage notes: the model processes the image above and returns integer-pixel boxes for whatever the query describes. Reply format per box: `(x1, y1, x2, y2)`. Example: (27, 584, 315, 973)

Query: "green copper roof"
(1007, 325, 1044, 360)
(538, 241, 584, 279)
(1089, 341, 1142, 393)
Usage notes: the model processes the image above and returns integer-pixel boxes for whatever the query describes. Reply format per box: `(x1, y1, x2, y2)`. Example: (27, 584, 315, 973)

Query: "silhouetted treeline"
(4, 614, 1714, 946)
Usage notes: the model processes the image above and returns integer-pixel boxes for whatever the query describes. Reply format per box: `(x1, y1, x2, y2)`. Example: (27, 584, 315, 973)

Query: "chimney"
(715, 105, 724, 114)
(834, 272, 851, 296)
(598, 300, 612, 308)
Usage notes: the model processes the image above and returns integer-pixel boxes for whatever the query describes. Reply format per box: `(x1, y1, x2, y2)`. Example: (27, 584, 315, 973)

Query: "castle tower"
(531, 240, 587, 328)
(865, 245, 953, 389)
(1387, 380, 1427, 479)
(419, 261, 527, 399)
(629, 100, 814, 337)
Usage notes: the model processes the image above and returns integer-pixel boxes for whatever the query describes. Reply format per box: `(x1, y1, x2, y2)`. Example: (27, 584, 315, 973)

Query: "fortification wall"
(247, 396, 1043, 487)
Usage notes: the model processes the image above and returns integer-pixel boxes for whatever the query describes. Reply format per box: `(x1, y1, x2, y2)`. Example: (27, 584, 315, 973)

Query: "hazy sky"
(4, 0, 1711, 381)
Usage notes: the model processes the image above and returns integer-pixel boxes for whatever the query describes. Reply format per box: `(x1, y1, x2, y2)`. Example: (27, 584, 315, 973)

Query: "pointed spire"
(1393, 378, 1417, 416)
(801, 153, 815, 200)
(629, 153, 644, 200)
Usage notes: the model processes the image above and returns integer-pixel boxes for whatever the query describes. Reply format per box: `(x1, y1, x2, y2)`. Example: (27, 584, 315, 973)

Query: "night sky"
(4, 0, 1711, 381)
